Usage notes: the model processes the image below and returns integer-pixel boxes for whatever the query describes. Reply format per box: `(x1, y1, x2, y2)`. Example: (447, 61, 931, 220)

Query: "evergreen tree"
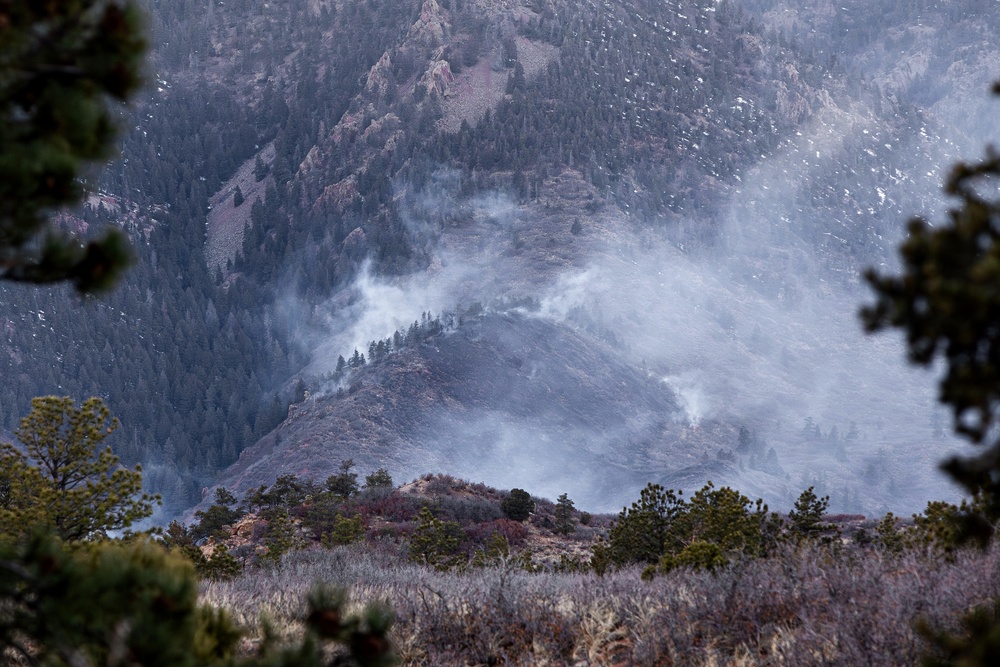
(678, 482, 772, 559)
(260, 509, 300, 565)
(0, 396, 159, 542)
(606, 483, 686, 566)
(0, 0, 145, 292)
(254, 154, 269, 181)
(408, 507, 464, 570)
(364, 467, 394, 490)
(191, 487, 242, 540)
(264, 473, 310, 509)
(501, 488, 535, 522)
(787, 486, 835, 542)
(554, 493, 576, 535)
(606, 482, 779, 577)
(326, 459, 360, 499)
(322, 513, 366, 547)
(865, 120, 1000, 543)
(0, 534, 397, 666)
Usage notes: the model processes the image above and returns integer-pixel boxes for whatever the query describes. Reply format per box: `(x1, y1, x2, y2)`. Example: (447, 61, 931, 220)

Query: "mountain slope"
(221, 311, 695, 509)
(3, 0, 996, 517)
(194, 0, 994, 515)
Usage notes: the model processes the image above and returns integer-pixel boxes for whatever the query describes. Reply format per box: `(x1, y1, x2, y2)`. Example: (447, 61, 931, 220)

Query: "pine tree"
(326, 459, 359, 498)
(554, 493, 576, 535)
(501, 488, 535, 521)
(191, 487, 242, 540)
(322, 513, 366, 547)
(409, 507, 464, 570)
(0, 0, 145, 292)
(0, 396, 160, 542)
(606, 483, 686, 566)
(787, 486, 835, 542)
(680, 482, 771, 558)
(364, 467, 394, 489)
(865, 122, 1000, 543)
(0, 534, 397, 666)
(260, 509, 299, 565)
(254, 154, 269, 181)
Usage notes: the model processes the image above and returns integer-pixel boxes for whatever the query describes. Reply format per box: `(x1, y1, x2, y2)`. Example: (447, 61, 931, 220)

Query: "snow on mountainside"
(190, 0, 999, 516)
(4, 0, 996, 517)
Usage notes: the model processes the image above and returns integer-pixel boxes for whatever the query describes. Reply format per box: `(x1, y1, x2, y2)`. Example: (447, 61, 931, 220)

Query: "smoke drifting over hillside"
(290, 106, 972, 514)
(217, 0, 1000, 516)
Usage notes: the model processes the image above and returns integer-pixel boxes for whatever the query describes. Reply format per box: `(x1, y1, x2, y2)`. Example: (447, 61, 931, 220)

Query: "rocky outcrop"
(314, 174, 359, 216)
(421, 59, 455, 97)
(365, 52, 395, 99)
(408, 0, 450, 46)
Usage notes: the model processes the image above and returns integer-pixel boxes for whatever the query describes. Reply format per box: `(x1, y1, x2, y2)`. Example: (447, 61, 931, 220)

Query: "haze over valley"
(3, 0, 997, 518)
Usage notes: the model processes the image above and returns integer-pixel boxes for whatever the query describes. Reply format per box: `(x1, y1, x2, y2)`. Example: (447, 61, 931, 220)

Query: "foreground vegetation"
(0, 394, 998, 665)
(164, 466, 1000, 665)
(204, 540, 1000, 666)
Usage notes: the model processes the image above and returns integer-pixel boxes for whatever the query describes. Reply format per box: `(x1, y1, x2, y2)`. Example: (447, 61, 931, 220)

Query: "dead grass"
(202, 542, 1000, 665)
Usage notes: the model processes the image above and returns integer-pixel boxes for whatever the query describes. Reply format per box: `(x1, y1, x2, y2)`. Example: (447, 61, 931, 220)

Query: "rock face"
(408, 0, 450, 46)
(421, 59, 455, 97)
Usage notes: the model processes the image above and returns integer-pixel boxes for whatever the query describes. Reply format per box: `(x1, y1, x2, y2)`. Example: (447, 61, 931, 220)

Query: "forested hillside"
(1, 0, 996, 516)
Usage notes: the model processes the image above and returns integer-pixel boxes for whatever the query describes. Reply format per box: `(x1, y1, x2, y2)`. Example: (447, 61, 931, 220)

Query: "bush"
(213, 539, 1000, 666)
(651, 541, 728, 578)
(434, 495, 503, 525)
(368, 492, 422, 522)
(364, 467, 394, 489)
(501, 488, 535, 522)
(487, 518, 529, 547)
(471, 532, 511, 567)
(0, 533, 243, 666)
(465, 518, 530, 551)
(323, 513, 366, 547)
(409, 507, 465, 570)
(918, 598, 1000, 667)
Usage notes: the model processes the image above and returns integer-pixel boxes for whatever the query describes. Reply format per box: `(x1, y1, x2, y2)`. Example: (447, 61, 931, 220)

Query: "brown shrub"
(202, 543, 1000, 665)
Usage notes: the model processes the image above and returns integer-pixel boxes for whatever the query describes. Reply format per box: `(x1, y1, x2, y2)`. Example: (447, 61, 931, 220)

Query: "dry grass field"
(203, 541, 1000, 666)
